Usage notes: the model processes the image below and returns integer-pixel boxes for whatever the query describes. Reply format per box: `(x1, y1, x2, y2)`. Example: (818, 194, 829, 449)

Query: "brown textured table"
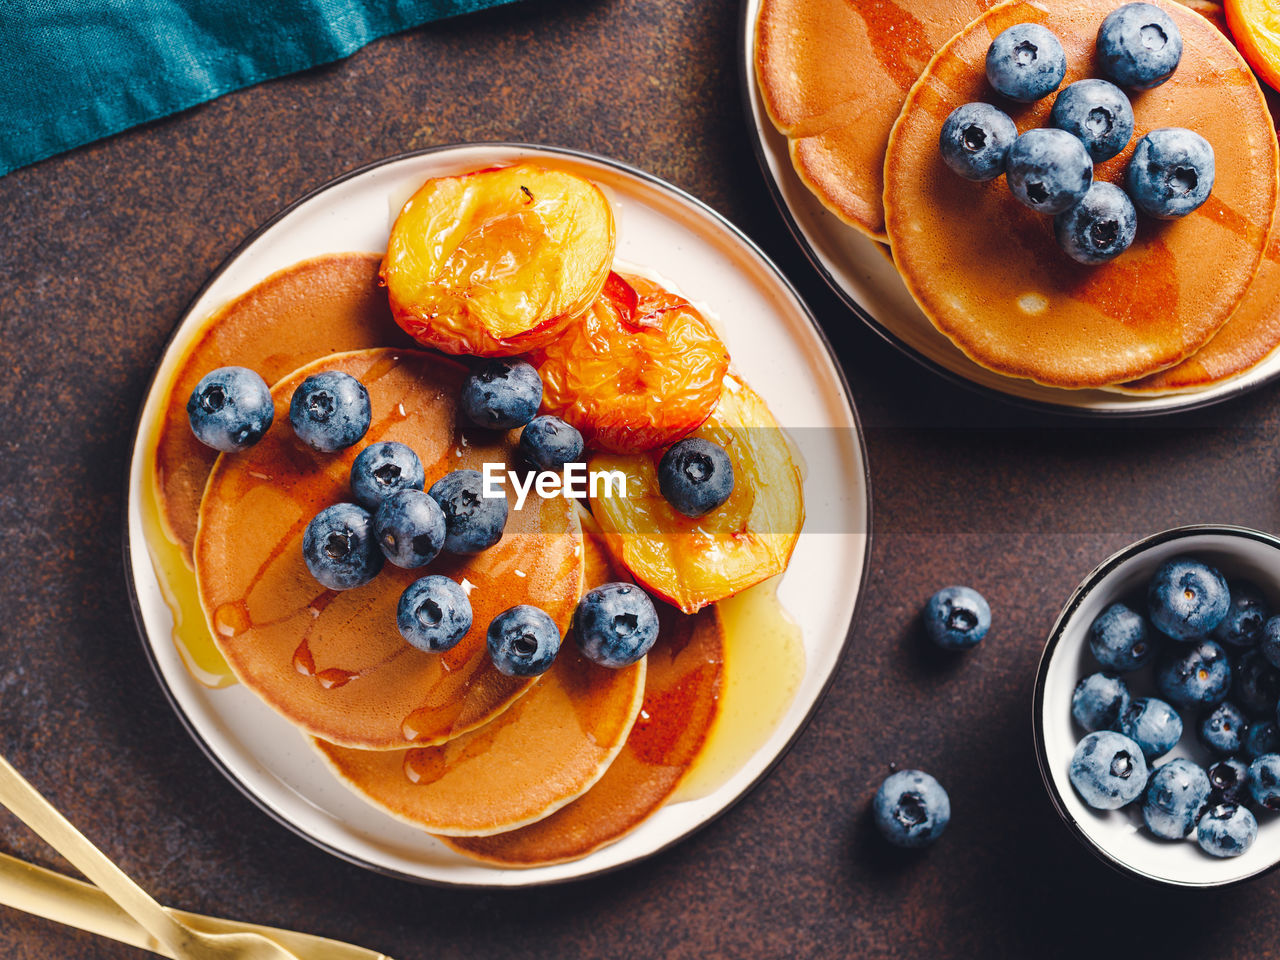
(4, 1, 1280, 958)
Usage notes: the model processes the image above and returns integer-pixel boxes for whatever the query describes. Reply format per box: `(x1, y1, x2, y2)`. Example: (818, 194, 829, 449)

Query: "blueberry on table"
(1208, 757, 1250, 805)
(1053, 182, 1137, 265)
(1214, 581, 1270, 648)
(1049, 79, 1135, 162)
(985, 23, 1067, 103)
(428, 469, 509, 555)
(374, 489, 446, 569)
(1118, 697, 1182, 761)
(461, 359, 543, 430)
(1200, 701, 1248, 757)
(1155, 639, 1232, 709)
(289, 371, 371, 452)
(1069, 730, 1148, 810)
(1147, 556, 1230, 640)
(186, 366, 274, 452)
(1126, 129, 1215, 220)
(1006, 129, 1093, 215)
(1232, 648, 1280, 717)
(657, 437, 735, 518)
(1262, 616, 1280, 670)
(1072, 672, 1131, 733)
(1246, 719, 1280, 759)
(302, 502, 383, 590)
(1097, 2, 1183, 90)
(487, 605, 561, 677)
(939, 102, 1018, 181)
(574, 582, 660, 668)
(397, 575, 472, 653)
(1142, 758, 1210, 840)
(350, 441, 425, 510)
(1248, 754, 1280, 812)
(872, 770, 951, 849)
(923, 586, 991, 651)
(1197, 803, 1257, 858)
(1089, 602, 1156, 672)
(519, 415, 584, 471)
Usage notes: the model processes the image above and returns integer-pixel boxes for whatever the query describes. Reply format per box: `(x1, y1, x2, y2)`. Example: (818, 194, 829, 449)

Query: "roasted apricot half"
(535, 273, 730, 453)
(588, 374, 803, 613)
(381, 163, 616, 356)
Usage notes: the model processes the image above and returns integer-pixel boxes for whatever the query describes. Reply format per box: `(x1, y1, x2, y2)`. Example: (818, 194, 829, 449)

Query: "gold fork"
(0, 754, 392, 960)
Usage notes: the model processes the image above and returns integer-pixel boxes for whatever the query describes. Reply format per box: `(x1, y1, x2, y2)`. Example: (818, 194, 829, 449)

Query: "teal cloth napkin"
(0, 0, 520, 176)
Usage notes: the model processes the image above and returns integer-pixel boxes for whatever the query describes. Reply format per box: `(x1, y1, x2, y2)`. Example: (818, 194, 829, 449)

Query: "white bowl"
(1034, 525, 1280, 887)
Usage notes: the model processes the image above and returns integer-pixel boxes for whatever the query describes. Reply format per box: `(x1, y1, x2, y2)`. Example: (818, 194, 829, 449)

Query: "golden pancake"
(755, 0, 994, 240)
(313, 526, 646, 837)
(884, 0, 1278, 388)
(154, 253, 412, 564)
(194, 348, 583, 750)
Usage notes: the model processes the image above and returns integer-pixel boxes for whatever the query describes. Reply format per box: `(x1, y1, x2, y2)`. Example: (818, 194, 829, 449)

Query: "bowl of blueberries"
(1034, 524, 1280, 887)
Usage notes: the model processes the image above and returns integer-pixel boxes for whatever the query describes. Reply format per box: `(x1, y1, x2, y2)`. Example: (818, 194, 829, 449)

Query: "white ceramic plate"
(738, 0, 1280, 416)
(123, 143, 870, 886)
(1035, 525, 1280, 887)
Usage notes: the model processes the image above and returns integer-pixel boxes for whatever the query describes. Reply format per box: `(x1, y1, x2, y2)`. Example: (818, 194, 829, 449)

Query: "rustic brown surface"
(4, 1, 1280, 958)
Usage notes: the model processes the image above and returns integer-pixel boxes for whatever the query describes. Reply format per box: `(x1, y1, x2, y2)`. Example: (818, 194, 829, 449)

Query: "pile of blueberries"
(939, 3, 1214, 265)
(186, 358, 736, 677)
(1068, 556, 1280, 859)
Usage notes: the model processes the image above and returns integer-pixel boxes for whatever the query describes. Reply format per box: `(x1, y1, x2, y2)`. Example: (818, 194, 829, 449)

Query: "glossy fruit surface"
(289, 371, 371, 452)
(487, 605, 562, 677)
(573, 581, 660, 668)
(186, 366, 274, 452)
(396, 575, 472, 653)
(939, 102, 1018, 181)
(301, 502, 384, 590)
(349, 441, 425, 510)
(872, 770, 951, 848)
(535, 273, 730, 454)
(1225, 0, 1280, 91)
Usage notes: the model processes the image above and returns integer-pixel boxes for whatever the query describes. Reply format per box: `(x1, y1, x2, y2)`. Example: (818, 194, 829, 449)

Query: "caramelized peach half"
(589, 374, 803, 613)
(535, 273, 730, 453)
(381, 163, 616, 356)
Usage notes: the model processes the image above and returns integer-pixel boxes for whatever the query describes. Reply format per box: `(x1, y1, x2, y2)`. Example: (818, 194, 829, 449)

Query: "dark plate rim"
(735, 0, 1274, 421)
(1031, 523, 1280, 889)
(120, 140, 875, 889)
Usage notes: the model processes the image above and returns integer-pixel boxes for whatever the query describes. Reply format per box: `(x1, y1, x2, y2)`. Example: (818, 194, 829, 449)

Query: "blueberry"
(1147, 556, 1230, 640)
(519, 415, 584, 471)
(396, 575, 472, 653)
(486, 605, 561, 677)
(1126, 128, 1215, 219)
(1006, 129, 1093, 215)
(301, 502, 383, 590)
(186, 366, 274, 452)
(373, 489, 446, 569)
(985, 23, 1067, 103)
(1090, 602, 1157, 672)
(1049, 79, 1135, 162)
(1072, 672, 1131, 732)
(1142, 758, 1210, 840)
(428, 469, 508, 555)
(871, 770, 951, 848)
(1262, 616, 1280, 669)
(1097, 2, 1183, 90)
(1197, 803, 1257, 858)
(1200, 702, 1248, 757)
(461, 359, 542, 430)
(574, 582, 660, 668)
(1215, 581, 1271, 648)
(657, 437, 734, 518)
(923, 586, 991, 650)
(1053, 182, 1137, 265)
(289, 371, 371, 452)
(1117, 697, 1182, 761)
(1248, 719, 1280, 759)
(939, 102, 1019, 181)
(1208, 757, 1250, 805)
(1248, 754, 1280, 812)
(1232, 649, 1280, 717)
(1069, 730, 1149, 809)
(349, 441, 425, 510)
(1155, 639, 1232, 709)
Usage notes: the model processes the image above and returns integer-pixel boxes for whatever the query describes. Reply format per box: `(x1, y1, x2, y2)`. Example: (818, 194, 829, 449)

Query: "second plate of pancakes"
(742, 0, 1280, 415)
(123, 143, 870, 886)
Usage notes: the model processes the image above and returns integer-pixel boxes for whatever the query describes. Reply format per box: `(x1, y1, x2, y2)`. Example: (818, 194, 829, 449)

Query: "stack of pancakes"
(756, 0, 1280, 392)
(149, 254, 725, 866)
